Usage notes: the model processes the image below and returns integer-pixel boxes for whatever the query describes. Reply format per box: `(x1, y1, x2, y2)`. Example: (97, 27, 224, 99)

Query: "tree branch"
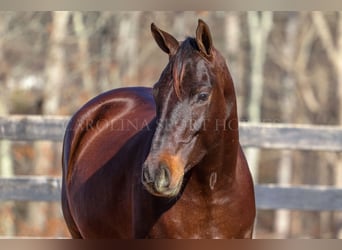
(294, 20, 320, 113)
(311, 12, 338, 68)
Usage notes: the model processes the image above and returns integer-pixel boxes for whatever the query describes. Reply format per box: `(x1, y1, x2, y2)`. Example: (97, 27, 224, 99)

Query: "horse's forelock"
(171, 38, 201, 99)
(172, 57, 184, 99)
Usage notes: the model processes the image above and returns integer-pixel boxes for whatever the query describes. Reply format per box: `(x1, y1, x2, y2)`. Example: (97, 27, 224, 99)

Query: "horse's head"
(142, 19, 238, 198)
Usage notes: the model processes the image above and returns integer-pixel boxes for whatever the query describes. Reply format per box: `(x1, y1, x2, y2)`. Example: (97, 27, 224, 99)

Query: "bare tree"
(0, 13, 15, 236)
(268, 12, 332, 238)
(224, 12, 246, 116)
(245, 11, 273, 182)
(72, 12, 95, 96)
(273, 12, 299, 238)
(28, 11, 70, 235)
(115, 12, 141, 83)
(43, 11, 70, 115)
(312, 11, 342, 238)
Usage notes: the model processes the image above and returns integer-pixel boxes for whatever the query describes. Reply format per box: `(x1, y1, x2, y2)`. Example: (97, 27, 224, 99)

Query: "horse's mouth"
(142, 178, 183, 198)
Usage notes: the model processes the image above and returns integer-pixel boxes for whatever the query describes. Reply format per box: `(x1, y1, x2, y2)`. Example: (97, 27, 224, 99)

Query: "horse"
(61, 19, 256, 239)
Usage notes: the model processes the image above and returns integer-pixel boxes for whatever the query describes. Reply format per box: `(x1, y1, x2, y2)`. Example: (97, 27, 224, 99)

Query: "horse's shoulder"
(62, 86, 155, 184)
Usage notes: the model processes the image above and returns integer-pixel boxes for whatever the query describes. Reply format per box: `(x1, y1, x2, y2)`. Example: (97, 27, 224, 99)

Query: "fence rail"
(1, 177, 342, 211)
(1, 115, 342, 151)
(1, 115, 342, 211)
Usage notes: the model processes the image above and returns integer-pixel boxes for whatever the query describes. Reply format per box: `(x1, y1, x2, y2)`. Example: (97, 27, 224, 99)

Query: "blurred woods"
(0, 11, 342, 238)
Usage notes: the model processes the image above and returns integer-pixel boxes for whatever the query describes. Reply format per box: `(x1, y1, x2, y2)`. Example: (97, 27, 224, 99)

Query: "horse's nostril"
(142, 163, 172, 193)
(155, 164, 171, 190)
(142, 166, 153, 183)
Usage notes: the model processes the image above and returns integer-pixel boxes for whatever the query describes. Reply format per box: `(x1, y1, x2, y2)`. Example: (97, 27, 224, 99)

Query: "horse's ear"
(196, 19, 213, 57)
(151, 23, 179, 56)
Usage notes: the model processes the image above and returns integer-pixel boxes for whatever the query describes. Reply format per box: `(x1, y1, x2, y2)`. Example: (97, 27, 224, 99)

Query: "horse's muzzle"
(142, 158, 183, 197)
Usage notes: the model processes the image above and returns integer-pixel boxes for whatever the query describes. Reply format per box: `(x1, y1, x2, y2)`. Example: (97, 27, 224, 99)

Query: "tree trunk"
(312, 11, 342, 238)
(115, 12, 141, 83)
(72, 12, 95, 96)
(335, 12, 342, 239)
(274, 13, 298, 238)
(245, 11, 273, 182)
(98, 12, 117, 92)
(28, 11, 70, 236)
(0, 13, 15, 237)
(224, 12, 245, 117)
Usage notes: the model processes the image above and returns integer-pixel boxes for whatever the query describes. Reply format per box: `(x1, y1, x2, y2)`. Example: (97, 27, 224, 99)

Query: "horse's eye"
(197, 92, 209, 102)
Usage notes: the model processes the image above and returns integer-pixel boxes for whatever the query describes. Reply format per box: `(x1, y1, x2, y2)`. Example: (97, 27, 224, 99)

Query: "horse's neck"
(190, 128, 239, 193)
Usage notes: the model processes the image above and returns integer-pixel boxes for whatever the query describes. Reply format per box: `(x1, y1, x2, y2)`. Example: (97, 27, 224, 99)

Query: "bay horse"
(61, 19, 255, 238)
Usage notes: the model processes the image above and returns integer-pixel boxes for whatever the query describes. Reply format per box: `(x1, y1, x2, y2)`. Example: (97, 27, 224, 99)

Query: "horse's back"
(61, 87, 155, 237)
